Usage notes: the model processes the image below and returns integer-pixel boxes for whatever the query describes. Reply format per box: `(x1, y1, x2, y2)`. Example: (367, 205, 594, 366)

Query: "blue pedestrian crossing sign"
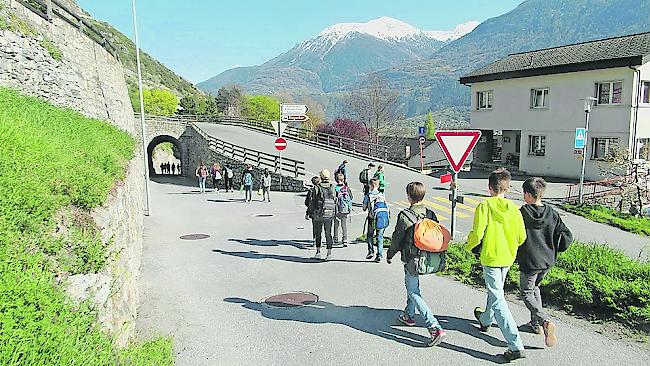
(575, 128, 586, 149)
(418, 126, 426, 136)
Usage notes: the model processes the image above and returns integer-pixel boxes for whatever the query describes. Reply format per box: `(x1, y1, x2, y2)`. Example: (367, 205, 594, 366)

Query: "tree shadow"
(225, 297, 507, 363)
(212, 249, 371, 264)
(229, 238, 313, 250)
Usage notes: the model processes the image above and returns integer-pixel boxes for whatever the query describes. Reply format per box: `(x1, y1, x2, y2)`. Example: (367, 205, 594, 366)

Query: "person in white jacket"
(262, 168, 272, 202)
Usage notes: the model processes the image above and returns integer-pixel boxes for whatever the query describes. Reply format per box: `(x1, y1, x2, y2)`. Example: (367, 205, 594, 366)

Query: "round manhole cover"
(255, 214, 274, 218)
(263, 292, 318, 308)
(180, 234, 210, 240)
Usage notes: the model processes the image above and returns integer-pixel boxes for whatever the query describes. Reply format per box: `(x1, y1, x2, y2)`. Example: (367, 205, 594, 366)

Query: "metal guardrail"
(189, 123, 306, 178)
(565, 177, 624, 203)
(138, 114, 391, 162)
(16, 0, 119, 60)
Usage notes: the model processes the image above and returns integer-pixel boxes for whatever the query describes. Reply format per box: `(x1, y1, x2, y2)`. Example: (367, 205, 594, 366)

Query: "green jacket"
(465, 196, 527, 267)
(373, 171, 386, 190)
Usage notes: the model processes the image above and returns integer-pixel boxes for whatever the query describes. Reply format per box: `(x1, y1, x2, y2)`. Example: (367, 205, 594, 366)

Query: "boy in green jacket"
(465, 168, 527, 362)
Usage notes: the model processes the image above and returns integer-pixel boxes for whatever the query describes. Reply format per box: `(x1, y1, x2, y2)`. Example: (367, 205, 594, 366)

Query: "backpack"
(243, 171, 253, 186)
(403, 209, 449, 275)
(372, 199, 390, 229)
(359, 168, 369, 184)
(227, 168, 234, 179)
(316, 185, 336, 220)
(336, 185, 351, 216)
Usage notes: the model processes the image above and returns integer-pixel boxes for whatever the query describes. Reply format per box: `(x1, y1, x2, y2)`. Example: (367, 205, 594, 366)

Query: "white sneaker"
(313, 251, 322, 259)
(325, 249, 332, 261)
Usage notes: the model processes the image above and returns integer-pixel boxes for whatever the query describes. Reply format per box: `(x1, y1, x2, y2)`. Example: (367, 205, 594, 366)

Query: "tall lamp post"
(578, 97, 598, 204)
(131, 0, 151, 216)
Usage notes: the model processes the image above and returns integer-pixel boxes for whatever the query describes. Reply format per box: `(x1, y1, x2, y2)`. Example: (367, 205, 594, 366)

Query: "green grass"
(0, 87, 174, 365)
(40, 38, 62, 61)
(5, 13, 37, 36)
(443, 243, 650, 330)
(563, 203, 650, 236)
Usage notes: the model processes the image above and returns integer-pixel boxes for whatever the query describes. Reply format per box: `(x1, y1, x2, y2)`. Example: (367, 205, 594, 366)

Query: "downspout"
(629, 66, 641, 159)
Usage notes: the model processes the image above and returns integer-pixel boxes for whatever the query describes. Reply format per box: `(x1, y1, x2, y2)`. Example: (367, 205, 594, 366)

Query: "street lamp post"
(131, 0, 151, 216)
(578, 97, 598, 204)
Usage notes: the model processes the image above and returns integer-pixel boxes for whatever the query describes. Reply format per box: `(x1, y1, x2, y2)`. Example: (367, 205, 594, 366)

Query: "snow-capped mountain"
(198, 17, 478, 95)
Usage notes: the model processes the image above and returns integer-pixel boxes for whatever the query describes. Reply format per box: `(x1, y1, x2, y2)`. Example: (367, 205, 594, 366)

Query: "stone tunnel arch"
(147, 135, 187, 177)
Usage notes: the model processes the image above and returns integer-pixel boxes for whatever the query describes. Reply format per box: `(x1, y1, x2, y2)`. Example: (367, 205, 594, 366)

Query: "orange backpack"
(404, 209, 450, 253)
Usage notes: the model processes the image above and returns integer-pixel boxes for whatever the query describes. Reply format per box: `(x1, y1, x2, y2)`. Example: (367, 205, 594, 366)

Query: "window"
(642, 81, 650, 104)
(477, 91, 493, 110)
(591, 137, 618, 160)
(530, 88, 549, 109)
(528, 135, 546, 156)
(596, 81, 622, 105)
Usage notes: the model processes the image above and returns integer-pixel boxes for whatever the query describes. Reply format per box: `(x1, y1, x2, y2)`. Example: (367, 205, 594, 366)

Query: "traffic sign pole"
(450, 172, 458, 240)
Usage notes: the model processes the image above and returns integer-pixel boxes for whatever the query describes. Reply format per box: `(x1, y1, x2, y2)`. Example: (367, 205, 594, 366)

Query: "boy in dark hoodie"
(518, 177, 573, 348)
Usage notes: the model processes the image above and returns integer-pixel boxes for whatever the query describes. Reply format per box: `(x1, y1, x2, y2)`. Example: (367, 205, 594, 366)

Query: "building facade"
(460, 32, 650, 180)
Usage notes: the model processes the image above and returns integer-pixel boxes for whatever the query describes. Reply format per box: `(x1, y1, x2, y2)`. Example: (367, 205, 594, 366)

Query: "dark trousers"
(225, 178, 233, 191)
(363, 184, 370, 196)
(213, 178, 221, 190)
(520, 269, 550, 325)
(313, 218, 334, 249)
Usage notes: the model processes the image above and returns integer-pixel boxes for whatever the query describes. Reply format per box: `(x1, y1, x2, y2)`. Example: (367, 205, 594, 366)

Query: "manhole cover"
(263, 292, 318, 308)
(255, 214, 274, 217)
(180, 234, 210, 240)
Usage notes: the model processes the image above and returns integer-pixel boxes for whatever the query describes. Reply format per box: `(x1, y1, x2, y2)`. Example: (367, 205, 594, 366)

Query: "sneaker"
(313, 251, 322, 260)
(474, 307, 489, 332)
(502, 349, 526, 362)
(398, 313, 416, 327)
(325, 249, 332, 261)
(542, 320, 557, 347)
(366, 252, 374, 260)
(374, 255, 382, 263)
(427, 328, 447, 347)
(522, 321, 543, 334)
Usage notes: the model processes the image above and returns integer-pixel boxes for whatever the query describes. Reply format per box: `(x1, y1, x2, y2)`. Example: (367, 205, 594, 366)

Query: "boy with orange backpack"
(387, 182, 450, 348)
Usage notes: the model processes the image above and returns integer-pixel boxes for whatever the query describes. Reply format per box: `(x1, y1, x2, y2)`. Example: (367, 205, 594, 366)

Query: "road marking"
(463, 196, 485, 206)
(391, 201, 449, 221)
(422, 200, 469, 218)
(431, 196, 476, 213)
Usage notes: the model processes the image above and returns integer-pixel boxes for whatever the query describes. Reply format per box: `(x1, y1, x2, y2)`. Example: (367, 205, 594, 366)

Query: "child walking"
(387, 182, 447, 347)
(334, 173, 352, 246)
(363, 178, 387, 262)
(305, 176, 321, 247)
(465, 168, 527, 362)
(242, 165, 254, 203)
(262, 168, 272, 202)
(518, 177, 573, 347)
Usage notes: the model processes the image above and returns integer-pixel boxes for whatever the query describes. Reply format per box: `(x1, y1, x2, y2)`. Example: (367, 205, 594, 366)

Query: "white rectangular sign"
(281, 104, 308, 116)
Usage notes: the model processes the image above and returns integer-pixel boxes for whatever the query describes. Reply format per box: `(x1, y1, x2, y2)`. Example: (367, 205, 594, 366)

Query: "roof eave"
(459, 56, 644, 85)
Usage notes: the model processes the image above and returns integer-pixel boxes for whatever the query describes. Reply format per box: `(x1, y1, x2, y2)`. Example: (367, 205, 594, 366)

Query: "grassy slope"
(0, 87, 173, 365)
(563, 204, 650, 236)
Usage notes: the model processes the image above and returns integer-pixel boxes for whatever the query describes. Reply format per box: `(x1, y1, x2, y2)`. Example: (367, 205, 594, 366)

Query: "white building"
(460, 32, 650, 180)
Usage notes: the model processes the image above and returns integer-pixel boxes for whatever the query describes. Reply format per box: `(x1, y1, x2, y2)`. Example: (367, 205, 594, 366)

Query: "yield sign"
(271, 121, 288, 137)
(435, 130, 482, 173)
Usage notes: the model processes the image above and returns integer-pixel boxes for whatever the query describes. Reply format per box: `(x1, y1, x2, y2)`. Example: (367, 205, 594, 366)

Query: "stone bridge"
(142, 115, 191, 176)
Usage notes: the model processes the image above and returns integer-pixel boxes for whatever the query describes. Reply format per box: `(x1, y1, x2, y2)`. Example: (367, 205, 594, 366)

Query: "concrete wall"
(635, 62, 650, 156)
(0, 0, 144, 346)
(469, 66, 639, 179)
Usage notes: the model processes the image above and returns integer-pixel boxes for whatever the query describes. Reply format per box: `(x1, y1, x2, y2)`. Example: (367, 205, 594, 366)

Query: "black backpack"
(316, 185, 336, 220)
(358, 168, 369, 184)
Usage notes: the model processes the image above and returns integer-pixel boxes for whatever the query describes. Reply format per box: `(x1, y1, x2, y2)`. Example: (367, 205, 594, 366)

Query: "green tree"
(242, 95, 280, 121)
(179, 95, 197, 114)
(216, 86, 244, 116)
(131, 89, 178, 116)
(425, 111, 436, 140)
(205, 95, 218, 115)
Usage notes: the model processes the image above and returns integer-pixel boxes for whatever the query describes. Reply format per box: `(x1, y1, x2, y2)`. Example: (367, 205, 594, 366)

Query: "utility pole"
(578, 97, 597, 204)
(132, 0, 151, 216)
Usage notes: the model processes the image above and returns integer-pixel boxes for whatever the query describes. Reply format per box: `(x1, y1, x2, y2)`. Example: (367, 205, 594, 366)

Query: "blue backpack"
(373, 200, 390, 229)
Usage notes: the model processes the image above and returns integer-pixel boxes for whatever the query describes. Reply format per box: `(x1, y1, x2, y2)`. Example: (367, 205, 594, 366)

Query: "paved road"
(137, 178, 649, 365)
(196, 123, 649, 260)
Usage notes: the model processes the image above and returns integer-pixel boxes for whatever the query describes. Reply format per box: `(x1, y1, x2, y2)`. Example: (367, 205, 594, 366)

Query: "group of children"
(307, 165, 572, 362)
(386, 168, 572, 361)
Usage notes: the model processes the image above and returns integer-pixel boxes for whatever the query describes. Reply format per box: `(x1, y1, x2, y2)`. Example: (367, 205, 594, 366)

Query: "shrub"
(0, 87, 173, 365)
(442, 242, 650, 330)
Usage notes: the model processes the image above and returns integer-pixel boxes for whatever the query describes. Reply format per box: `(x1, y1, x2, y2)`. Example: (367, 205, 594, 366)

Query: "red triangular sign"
(435, 130, 482, 173)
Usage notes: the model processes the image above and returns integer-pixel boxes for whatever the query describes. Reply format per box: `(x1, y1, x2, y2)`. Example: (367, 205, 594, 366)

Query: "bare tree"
(302, 97, 325, 132)
(346, 74, 402, 144)
(598, 144, 649, 215)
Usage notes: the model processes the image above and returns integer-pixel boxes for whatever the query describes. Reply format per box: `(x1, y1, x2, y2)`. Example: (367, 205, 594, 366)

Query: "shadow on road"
(229, 238, 313, 250)
(224, 297, 508, 363)
(212, 249, 371, 264)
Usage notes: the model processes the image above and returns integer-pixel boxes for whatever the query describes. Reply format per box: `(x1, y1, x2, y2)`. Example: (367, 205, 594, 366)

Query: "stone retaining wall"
(1, 0, 144, 346)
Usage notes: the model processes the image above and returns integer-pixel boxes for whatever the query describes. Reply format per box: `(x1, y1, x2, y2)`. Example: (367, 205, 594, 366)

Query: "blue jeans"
(404, 266, 441, 330)
(198, 177, 206, 193)
(366, 218, 385, 257)
(479, 266, 524, 351)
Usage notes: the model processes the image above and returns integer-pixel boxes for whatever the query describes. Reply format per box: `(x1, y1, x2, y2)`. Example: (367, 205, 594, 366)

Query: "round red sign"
(275, 137, 287, 151)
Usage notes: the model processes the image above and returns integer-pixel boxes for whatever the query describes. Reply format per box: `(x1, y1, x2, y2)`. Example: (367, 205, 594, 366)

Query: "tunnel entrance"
(147, 135, 185, 177)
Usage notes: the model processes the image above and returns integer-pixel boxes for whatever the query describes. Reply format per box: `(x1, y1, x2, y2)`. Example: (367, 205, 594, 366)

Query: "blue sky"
(78, 0, 524, 84)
